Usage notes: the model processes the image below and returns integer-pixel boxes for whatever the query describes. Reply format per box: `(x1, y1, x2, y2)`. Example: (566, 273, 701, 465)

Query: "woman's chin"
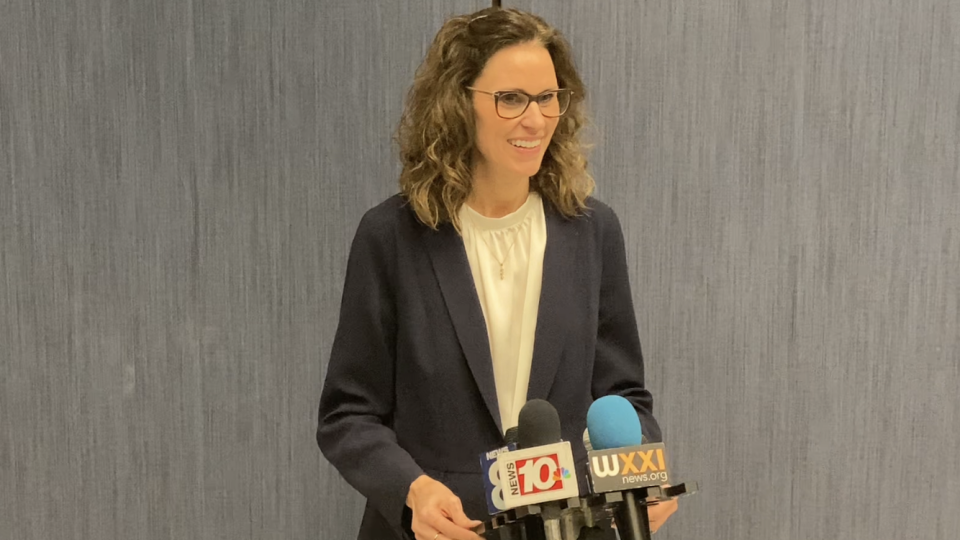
(481, 158, 543, 183)
(509, 162, 544, 180)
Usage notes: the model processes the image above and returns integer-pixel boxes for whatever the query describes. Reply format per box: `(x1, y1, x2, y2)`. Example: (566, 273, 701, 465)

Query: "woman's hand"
(406, 475, 482, 540)
(647, 497, 679, 533)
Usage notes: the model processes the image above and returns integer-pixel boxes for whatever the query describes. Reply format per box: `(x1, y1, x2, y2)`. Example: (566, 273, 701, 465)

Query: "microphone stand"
(617, 491, 651, 540)
(581, 483, 699, 540)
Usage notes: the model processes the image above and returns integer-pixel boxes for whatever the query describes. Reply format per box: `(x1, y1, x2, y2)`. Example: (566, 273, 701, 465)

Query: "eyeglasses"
(467, 87, 573, 119)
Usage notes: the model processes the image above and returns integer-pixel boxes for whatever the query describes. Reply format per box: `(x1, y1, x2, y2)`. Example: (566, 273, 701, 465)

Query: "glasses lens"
(496, 90, 572, 118)
(538, 92, 561, 117)
(559, 90, 572, 115)
(544, 90, 571, 117)
(496, 92, 529, 119)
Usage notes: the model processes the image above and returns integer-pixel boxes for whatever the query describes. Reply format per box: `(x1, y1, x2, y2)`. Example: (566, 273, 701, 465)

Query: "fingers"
(408, 481, 479, 540)
(422, 509, 479, 540)
(647, 499, 679, 533)
(411, 507, 451, 539)
(416, 531, 478, 540)
(411, 507, 455, 540)
(417, 516, 479, 540)
(443, 499, 482, 530)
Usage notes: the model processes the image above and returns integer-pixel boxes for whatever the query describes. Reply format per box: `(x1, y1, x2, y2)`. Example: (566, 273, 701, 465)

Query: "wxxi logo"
(587, 443, 670, 492)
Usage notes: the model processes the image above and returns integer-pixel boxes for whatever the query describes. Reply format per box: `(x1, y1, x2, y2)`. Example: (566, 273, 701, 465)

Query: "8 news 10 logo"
(481, 441, 580, 511)
(479, 444, 515, 514)
(507, 454, 572, 495)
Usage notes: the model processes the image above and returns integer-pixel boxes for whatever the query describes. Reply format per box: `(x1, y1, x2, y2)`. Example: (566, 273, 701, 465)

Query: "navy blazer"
(317, 194, 660, 540)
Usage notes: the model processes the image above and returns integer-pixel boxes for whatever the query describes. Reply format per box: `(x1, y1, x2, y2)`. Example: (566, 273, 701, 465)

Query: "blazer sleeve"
(590, 204, 663, 443)
(317, 208, 424, 531)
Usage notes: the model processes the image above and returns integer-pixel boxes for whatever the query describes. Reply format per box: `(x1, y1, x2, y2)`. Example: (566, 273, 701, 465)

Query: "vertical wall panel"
(0, 1, 486, 539)
(510, 1, 960, 539)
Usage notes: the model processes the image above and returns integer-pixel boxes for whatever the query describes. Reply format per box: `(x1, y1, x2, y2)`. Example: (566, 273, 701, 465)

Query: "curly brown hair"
(396, 7, 595, 230)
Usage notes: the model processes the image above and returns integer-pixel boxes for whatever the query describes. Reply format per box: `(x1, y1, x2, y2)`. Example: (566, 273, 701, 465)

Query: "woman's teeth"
(510, 139, 541, 149)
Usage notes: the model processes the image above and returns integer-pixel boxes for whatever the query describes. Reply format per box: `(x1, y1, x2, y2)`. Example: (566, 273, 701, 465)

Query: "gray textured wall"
(1, 1, 958, 540)
(0, 1, 484, 539)
(516, 1, 960, 539)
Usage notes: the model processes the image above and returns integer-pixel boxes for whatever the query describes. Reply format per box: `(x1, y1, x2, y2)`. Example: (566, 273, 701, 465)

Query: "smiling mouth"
(509, 139, 541, 149)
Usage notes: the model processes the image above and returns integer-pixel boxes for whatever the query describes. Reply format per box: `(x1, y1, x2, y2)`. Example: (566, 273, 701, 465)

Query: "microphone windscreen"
(504, 426, 519, 446)
(517, 399, 561, 449)
(586, 395, 644, 450)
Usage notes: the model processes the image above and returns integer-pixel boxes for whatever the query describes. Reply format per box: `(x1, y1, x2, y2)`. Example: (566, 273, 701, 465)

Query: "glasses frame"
(466, 87, 574, 119)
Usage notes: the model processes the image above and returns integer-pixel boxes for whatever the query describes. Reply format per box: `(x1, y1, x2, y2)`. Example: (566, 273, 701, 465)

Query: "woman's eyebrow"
(497, 87, 560, 94)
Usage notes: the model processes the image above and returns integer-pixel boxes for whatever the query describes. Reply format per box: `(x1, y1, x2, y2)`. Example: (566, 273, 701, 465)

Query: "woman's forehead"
(475, 43, 558, 90)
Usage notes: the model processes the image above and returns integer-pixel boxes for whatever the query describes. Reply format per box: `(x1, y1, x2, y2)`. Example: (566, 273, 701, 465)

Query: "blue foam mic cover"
(586, 395, 644, 450)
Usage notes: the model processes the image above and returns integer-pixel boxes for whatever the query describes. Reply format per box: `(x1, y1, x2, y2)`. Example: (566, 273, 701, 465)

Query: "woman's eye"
(499, 93, 525, 106)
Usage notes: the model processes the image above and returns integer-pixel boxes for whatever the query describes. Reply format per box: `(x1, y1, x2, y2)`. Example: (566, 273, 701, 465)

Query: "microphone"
(583, 423, 649, 455)
(516, 399, 561, 450)
(474, 400, 581, 540)
(505, 426, 519, 446)
(585, 396, 666, 540)
(478, 426, 520, 516)
(506, 400, 580, 540)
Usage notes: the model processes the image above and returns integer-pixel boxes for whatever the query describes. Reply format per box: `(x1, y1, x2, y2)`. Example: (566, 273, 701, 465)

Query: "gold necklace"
(478, 229, 519, 280)
(470, 217, 521, 280)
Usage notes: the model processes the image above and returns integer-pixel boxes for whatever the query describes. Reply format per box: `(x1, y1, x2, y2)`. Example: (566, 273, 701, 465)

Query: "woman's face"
(470, 42, 560, 184)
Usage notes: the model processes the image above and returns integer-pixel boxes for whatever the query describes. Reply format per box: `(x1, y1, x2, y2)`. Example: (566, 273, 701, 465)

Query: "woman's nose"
(520, 103, 547, 129)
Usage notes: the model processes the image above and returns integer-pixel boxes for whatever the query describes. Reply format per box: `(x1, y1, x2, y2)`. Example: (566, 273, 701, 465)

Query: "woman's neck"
(467, 168, 531, 218)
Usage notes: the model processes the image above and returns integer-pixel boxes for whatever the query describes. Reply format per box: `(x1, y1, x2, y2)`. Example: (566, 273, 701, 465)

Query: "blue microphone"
(586, 396, 663, 540)
(585, 395, 644, 450)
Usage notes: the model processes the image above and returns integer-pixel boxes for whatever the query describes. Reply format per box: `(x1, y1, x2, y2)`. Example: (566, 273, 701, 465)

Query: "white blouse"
(459, 193, 547, 433)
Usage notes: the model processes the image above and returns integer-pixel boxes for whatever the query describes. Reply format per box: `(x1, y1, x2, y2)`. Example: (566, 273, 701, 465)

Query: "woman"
(317, 7, 678, 540)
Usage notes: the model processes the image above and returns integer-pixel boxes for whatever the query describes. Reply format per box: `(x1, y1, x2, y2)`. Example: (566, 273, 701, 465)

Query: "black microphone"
(515, 400, 577, 540)
(474, 400, 582, 540)
(516, 400, 561, 450)
(505, 426, 519, 447)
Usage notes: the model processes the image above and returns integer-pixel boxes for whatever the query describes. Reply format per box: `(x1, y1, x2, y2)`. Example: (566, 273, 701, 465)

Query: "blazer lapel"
(526, 204, 578, 402)
(422, 224, 503, 434)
